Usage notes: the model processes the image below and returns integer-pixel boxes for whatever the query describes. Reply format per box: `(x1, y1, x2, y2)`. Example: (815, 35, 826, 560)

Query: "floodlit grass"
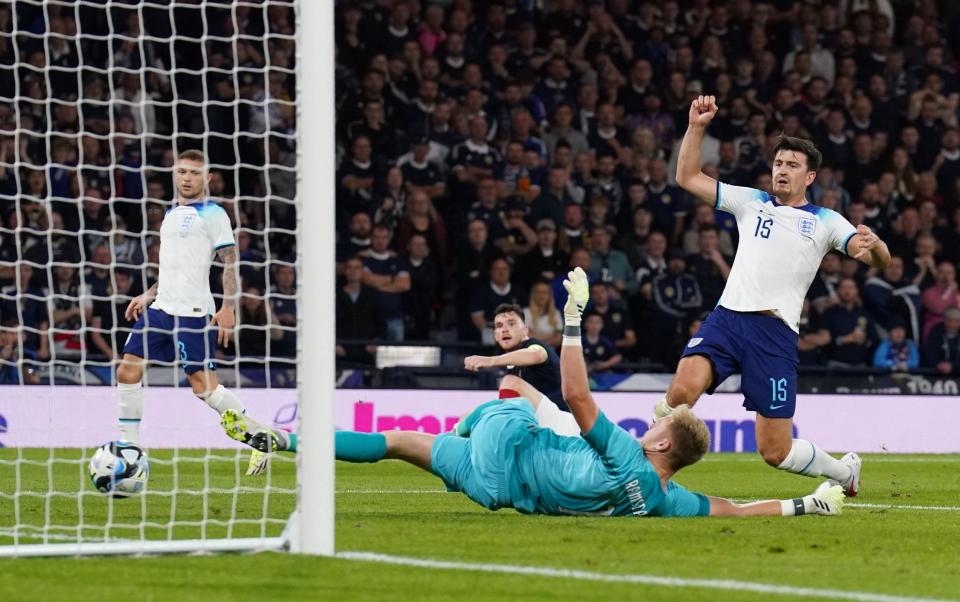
(1, 450, 958, 601)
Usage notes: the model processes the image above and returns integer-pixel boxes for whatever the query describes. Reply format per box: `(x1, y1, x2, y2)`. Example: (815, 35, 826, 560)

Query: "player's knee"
(759, 443, 790, 467)
(116, 361, 142, 384)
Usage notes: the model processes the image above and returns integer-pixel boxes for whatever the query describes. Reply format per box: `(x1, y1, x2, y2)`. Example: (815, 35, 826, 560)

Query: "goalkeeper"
(228, 268, 845, 517)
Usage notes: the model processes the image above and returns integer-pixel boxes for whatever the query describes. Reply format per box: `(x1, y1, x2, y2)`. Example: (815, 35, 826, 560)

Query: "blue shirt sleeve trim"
(714, 180, 721, 209)
(214, 242, 236, 249)
(841, 231, 856, 255)
(696, 493, 711, 516)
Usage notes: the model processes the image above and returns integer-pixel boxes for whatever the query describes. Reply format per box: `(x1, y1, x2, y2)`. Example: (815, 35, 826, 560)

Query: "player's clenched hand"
(211, 306, 235, 348)
(124, 295, 150, 321)
(463, 355, 490, 371)
(853, 224, 879, 259)
(562, 267, 590, 325)
(688, 95, 719, 127)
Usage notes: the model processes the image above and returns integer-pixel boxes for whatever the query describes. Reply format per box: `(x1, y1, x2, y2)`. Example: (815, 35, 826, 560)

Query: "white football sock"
(117, 381, 144, 444)
(777, 439, 852, 483)
(200, 384, 247, 416)
(535, 395, 581, 437)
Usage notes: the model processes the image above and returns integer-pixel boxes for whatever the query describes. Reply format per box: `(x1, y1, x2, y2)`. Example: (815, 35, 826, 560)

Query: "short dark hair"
(493, 303, 524, 321)
(773, 135, 822, 171)
(177, 149, 206, 163)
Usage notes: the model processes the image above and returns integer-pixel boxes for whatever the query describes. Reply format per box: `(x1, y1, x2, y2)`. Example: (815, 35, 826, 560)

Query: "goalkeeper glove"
(782, 482, 846, 516)
(562, 267, 590, 326)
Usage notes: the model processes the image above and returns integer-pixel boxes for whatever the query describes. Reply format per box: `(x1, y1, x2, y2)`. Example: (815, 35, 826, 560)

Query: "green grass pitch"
(1, 449, 958, 601)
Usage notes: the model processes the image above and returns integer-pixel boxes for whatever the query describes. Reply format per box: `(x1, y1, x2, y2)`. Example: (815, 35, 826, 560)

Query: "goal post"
(0, 0, 334, 557)
(293, 0, 335, 556)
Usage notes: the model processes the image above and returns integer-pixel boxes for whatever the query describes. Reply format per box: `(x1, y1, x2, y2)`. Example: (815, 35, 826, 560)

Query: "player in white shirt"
(116, 150, 269, 449)
(655, 96, 891, 496)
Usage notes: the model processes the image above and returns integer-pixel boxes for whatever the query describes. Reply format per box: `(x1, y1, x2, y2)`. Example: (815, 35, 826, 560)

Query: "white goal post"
(0, 0, 333, 557)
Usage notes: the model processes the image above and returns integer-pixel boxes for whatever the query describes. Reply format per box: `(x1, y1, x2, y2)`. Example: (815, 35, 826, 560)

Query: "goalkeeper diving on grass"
(223, 268, 845, 518)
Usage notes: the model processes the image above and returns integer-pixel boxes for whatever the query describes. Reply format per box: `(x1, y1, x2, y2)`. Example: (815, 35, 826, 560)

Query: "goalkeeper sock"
(335, 431, 387, 463)
(117, 381, 144, 444)
(777, 439, 853, 483)
(201, 385, 246, 416)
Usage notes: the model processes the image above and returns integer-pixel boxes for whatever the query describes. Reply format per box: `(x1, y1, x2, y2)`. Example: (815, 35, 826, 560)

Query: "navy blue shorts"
(680, 306, 799, 418)
(122, 307, 217, 374)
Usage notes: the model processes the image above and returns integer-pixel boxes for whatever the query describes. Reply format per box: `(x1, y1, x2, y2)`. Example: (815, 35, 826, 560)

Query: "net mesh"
(0, 0, 299, 551)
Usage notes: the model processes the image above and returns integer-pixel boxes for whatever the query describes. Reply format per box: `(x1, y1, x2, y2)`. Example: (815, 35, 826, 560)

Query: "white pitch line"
(335, 490, 960, 513)
(848, 502, 960, 512)
(337, 489, 447, 494)
(337, 551, 956, 602)
(701, 457, 960, 463)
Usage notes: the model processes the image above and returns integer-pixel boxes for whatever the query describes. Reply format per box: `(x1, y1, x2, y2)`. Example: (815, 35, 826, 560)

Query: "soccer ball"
(89, 441, 150, 498)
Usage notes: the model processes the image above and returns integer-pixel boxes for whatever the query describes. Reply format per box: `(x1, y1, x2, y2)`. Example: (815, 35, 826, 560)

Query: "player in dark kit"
(464, 303, 566, 411)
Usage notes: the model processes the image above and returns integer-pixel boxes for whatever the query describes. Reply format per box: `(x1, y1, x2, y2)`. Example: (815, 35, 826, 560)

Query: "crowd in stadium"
(333, 0, 960, 375)
(2, 1, 960, 381)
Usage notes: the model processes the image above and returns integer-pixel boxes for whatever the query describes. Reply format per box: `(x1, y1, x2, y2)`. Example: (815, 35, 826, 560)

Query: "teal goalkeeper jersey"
(512, 411, 711, 517)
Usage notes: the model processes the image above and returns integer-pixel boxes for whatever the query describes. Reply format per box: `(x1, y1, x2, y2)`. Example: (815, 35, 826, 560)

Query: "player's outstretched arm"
(846, 224, 891, 269)
(707, 482, 845, 517)
(559, 267, 600, 433)
(676, 96, 720, 205)
(464, 346, 548, 371)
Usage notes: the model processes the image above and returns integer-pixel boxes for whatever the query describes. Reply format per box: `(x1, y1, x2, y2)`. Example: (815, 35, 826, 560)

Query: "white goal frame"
(0, 0, 334, 558)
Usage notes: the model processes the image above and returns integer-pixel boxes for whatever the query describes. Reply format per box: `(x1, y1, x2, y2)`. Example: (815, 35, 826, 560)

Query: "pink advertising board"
(0, 386, 957, 453)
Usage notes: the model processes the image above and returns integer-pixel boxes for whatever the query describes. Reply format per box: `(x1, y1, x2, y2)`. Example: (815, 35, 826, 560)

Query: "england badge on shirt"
(798, 216, 817, 237)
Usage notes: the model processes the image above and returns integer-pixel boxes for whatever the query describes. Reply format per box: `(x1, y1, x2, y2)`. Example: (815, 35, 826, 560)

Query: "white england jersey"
(715, 182, 857, 333)
(151, 200, 235, 317)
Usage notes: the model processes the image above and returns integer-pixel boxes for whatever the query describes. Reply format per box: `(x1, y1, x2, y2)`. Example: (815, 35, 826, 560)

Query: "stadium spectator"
(646, 250, 702, 367)
(873, 319, 920, 371)
(581, 313, 622, 374)
(921, 261, 960, 342)
(403, 233, 439, 340)
(682, 203, 735, 256)
(400, 136, 446, 201)
(586, 281, 637, 356)
(234, 286, 283, 368)
(361, 225, 410, 342)
(336, 211, 373, 265)
(618, 206, 655, 270)
(395, 190, 448, 268)
(49, 265, 91, 360)
(528, 166, 574, 229)
(808, 253, 842, 315)
(685, 224, 732, 310)
(523, 281, 563, 348)
(0, 320, 40, 385)
(799, 299, 830, 366)
(551, 247, 592, 312)
(819, 278, 876, 368)
(588, 225, 635, 301)
(0, 263, 49, 358)
(515, 219, 568, 292)
(470, 257, 525, 346)
(336, 257, 379, 364)
(924, 306, 960, 375)
(88, 268, 136, 360)
(645, 159, 689, 245)
(268, 264, 297, 358)
(862, 255, 921, 335)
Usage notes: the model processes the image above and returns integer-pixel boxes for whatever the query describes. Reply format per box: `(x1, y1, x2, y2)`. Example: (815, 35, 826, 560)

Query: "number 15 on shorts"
(770, 377, 787, 402)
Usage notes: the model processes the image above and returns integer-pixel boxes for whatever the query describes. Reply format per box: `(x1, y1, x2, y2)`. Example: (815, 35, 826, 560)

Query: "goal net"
(0, 0, 332, 556)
